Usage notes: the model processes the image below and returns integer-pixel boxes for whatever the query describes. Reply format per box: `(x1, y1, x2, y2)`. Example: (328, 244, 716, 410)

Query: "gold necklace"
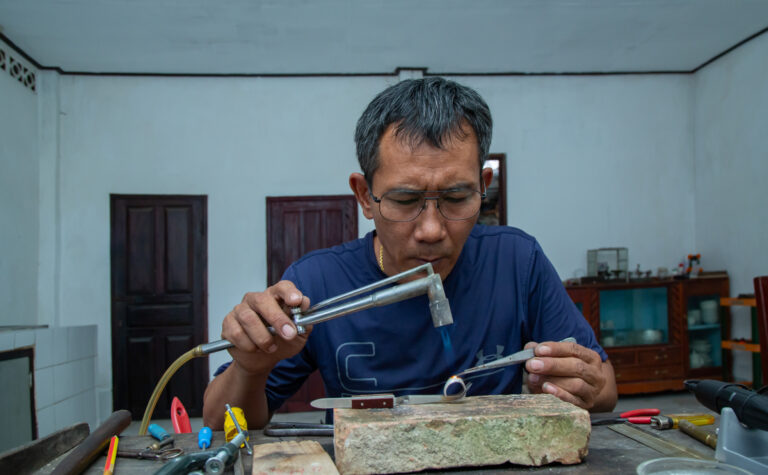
(378, 243, 384, 273)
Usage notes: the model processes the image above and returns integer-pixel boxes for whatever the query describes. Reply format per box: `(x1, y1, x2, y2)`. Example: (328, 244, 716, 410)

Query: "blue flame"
(438, 326, 454, 362)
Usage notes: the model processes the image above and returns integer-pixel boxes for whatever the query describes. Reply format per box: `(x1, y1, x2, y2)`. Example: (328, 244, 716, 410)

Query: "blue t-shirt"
(217, 225, 605, 413)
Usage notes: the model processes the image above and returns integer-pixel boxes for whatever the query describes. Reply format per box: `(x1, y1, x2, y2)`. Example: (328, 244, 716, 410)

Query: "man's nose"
(414, 199, 445, 242)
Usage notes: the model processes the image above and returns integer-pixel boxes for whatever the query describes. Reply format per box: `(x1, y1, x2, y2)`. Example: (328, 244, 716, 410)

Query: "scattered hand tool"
(102, 435, 118, 475)
(225, 404, 252, 455)
(650, 414, 715, 430)
(170, 397, 192, 433)
(51, 409, 132, 475)
(685, 379, 768, 431)
(198, 427, 212, 449)
(591, 408, 661, 426)
(154, 432, 245, 475)
(311, 392, 464, 409)
(0, 422, 89, 475)
(264, 422, 334, 437)
(147, 423, 174, 451)
(117, 447, 184, 460)
(678, 419, 718, 449)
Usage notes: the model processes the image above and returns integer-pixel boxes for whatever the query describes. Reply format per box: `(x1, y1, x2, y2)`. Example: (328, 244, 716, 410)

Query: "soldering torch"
(684, 379, 768, 431)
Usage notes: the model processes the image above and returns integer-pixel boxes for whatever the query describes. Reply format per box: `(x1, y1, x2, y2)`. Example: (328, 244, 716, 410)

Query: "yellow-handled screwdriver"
(649, 414, 715, 430)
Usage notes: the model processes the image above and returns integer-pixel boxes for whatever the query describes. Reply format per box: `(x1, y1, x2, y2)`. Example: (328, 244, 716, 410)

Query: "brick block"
(334, 394, 589, 474)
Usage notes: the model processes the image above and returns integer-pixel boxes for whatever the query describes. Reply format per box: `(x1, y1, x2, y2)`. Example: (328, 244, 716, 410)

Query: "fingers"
(524, 341, 538, 350)
(526, 341, 602, 384)
(525, 340, 606, 410)
(222, 281, 307, 355)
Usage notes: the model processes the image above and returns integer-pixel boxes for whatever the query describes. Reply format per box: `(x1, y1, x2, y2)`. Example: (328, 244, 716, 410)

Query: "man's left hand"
(524, 340, 616, 412)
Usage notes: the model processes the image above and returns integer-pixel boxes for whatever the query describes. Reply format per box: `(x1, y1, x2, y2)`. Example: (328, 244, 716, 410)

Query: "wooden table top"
(35, 420, 717, 474)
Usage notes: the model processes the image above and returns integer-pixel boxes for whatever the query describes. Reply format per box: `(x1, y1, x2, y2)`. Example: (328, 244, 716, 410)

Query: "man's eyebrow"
(385, 182, 477, 193)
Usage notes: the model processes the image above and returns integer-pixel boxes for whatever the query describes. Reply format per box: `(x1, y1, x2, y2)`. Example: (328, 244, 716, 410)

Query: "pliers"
(590, 408, 660, 426)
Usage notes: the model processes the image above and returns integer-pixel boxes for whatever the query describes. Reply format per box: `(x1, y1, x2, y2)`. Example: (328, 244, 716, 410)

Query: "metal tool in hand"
(442, 337, 577, 397)
(225, 404, 252, 455)
(117, 447, 184, 460)
(198, 262, 452, 354)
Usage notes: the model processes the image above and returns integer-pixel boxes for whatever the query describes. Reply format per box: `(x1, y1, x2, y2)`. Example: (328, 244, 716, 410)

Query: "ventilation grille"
(0, 44, 36, 93)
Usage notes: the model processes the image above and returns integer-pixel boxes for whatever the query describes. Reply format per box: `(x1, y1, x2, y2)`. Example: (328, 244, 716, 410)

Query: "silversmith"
(203, 77, 617, 430)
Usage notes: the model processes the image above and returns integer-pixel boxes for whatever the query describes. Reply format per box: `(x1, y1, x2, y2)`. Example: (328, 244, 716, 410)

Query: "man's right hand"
(221, 280, 312, 375)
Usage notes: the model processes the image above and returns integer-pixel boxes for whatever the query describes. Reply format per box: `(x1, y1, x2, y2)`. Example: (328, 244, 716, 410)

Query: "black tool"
(684, 379, 768, 431)
(264, 422, 334, 437)
(154, 432, 244, 475)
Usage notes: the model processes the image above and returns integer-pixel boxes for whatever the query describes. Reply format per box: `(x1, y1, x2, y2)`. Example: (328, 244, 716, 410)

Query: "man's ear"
(349, 173, 374, 219)
(481, 167, 494, 190)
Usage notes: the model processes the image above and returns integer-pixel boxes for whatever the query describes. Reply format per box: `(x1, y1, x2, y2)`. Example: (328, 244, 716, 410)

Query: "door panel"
(266, 196, 358, 411)
(111, 195, 208, 419)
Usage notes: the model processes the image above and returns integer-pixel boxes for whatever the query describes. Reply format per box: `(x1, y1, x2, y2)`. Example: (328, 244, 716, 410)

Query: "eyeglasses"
(369, 185, 486, 222)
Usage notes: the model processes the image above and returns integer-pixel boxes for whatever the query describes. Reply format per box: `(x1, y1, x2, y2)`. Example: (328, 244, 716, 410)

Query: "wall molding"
(0, 39, 37, 93)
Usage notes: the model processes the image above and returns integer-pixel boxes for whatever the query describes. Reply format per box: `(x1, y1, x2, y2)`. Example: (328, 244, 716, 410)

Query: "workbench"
(36, 421, 718, 474)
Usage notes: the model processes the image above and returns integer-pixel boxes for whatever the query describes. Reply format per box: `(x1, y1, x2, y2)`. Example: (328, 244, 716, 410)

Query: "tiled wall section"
(0, 326, 97, 438)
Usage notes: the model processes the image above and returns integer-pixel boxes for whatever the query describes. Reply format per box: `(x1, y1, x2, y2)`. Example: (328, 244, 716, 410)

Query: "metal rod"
(199, 263, 450, 355)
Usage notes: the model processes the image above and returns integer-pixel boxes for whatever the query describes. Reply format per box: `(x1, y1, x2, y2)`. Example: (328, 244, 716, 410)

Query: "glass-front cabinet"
(683, 277, 730, 380)
(565, 274, 729, 394)
(599, 287, 669, 348)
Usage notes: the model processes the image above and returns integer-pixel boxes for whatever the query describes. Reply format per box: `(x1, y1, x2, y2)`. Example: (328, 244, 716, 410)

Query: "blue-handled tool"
(147, 423, 174, 451)
(198, 427, 212, 449)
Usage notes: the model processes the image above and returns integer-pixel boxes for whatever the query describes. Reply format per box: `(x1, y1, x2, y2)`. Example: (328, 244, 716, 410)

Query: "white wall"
(52, 76, 389, 414)
(694, 33, 768, 379)
(694, 33, 768, 298)
(458, 75, 695, 277)
(47, 73, 697, 416)
(0, 53, 39, 326)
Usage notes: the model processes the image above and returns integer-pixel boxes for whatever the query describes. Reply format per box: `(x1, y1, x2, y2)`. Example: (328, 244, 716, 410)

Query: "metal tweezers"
(454, 337, 576, 377)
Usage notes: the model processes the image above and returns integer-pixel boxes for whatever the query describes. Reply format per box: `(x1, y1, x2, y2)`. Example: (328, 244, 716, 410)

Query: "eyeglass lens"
(379, 189, 482, 222)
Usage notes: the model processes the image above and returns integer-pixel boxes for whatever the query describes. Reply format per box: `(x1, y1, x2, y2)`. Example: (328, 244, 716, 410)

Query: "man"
(203, 77, 617, 429)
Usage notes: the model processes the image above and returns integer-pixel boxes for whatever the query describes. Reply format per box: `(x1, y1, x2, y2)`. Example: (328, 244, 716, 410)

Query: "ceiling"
(1, 0, 767, 75)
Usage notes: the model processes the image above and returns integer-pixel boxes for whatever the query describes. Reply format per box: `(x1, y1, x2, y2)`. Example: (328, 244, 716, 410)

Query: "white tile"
(0, 332, 14, 351)
(97, 388, 113, 425)
(52, 327, 69, 364)
(36, 405, 56, 438)
(53, 361, 78, 402)
(35, 366, 55, 409)
(67, 326, 97, 361)
(35, 328, 55, 369)
(81, 389, 97, 430)
(71, 358, 95, 394)
(84, 325, 96, 358)
(14, 330, 35, 348)
(54, 397, 79, 429)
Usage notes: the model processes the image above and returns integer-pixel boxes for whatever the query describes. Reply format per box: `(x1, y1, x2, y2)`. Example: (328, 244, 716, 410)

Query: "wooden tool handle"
(51, 410, 132, 475)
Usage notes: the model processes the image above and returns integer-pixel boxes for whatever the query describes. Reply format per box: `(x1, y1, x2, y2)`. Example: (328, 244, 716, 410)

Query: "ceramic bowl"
(641, 329, 663, 344)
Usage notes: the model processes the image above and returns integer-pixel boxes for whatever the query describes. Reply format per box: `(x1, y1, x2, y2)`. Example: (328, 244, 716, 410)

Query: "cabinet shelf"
(688, 324, 721, 330)
(566, 274, 729, 394)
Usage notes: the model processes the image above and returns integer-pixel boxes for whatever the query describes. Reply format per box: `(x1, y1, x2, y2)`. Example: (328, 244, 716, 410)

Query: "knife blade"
(310, 393, 456, 410)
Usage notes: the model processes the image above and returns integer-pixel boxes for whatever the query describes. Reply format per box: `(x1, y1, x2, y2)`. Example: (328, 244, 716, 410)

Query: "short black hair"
(354, 77, 493, 184)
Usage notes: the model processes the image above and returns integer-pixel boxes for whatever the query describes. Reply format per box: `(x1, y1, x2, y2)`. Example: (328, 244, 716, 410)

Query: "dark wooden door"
(111, 195, 208, 419)
(267, 195, 358, 411)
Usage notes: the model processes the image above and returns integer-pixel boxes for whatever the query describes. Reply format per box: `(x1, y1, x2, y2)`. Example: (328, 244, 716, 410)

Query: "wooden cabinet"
(566, 274, 729, 394)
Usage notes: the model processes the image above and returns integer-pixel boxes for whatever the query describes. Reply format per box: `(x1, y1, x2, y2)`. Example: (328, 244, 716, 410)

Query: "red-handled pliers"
(591, 408, 660, 426)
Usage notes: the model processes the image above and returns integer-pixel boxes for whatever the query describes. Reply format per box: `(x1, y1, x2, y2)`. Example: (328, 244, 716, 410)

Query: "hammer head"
(427, 274, 453, 327)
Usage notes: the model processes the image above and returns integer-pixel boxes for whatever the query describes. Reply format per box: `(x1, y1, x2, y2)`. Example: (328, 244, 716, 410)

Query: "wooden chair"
(755, 276, 768, 387)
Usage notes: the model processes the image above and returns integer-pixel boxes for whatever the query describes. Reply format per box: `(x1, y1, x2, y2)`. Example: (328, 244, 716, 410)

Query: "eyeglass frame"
(368, 181, 487, 222)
